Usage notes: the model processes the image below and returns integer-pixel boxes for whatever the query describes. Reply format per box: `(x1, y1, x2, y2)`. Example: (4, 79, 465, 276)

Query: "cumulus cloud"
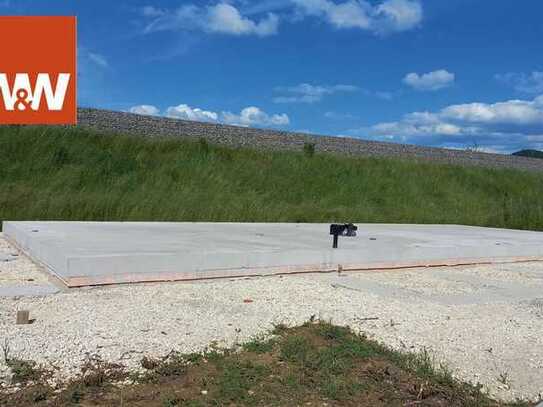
(130, 103, 290, 128)
(140, 0, 423, 38)
(403, 69, 455, 91)
(441, 97, 543, 125)
(129, 105, 160, 116)
(495, 71, 543, 94)
(292, 0, 422, 35)
(143, 3, 279, 37)
(360, 95, 543, 152)
(274, 83, 359, 103)
(222, 106, 290, 126)
(166, 104, 219, 122)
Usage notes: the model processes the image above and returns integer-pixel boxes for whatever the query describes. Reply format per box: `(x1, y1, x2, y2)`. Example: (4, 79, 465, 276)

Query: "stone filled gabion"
(76, 108, 543, 173)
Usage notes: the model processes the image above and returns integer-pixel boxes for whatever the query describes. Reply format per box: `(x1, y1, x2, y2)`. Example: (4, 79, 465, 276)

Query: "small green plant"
(140, 356, 160, 370)
(316, 321, 349, 340)
(80, 355, 125, 388)
(8, 359, 44, 384)
(52, 146, 70, 167)
(303, 142, 315, 157)
(272, 323, 289, 335)
(242, 336, 275, 354)
(279, 335, 312, 364)
(215, 359, 268, 402)
(21, 385, 51, 403)
(162, 394, 181, 407)
(59, 383, 84, 404)
(2, 338, 10, 363)
(198, 137, 210, 155)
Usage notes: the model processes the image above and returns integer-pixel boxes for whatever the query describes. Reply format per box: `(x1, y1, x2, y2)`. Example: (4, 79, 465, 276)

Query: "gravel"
(1, 233, 542, 402)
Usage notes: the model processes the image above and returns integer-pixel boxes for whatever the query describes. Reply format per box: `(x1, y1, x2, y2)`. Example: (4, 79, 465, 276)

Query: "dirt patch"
(0, 322, 536, 407)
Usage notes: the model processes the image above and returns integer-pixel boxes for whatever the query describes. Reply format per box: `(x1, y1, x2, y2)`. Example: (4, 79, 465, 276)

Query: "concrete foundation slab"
(4, 221, 543, 287)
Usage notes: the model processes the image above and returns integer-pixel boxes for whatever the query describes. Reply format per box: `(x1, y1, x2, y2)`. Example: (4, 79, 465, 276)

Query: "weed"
(316, 321, 349, 340)
(498, 371, 510, 386)
(7, 359, 45, 384)
(303, 142, 316, 157)
(272, 323, 289, 335)
(18, 385, 51, 403)
(214, 359, 268, 403)
(242, 336, 275, 354)
(153, 354, 187, 378)
(279, 335, 312, 364)
(198, 138, 209, 155)
(161, 393, 181, 406)
(1, 338, 10, 363)
(80, 355, 125, 388)
(52, 146, 70, 167)
(141, 356, 160, 370)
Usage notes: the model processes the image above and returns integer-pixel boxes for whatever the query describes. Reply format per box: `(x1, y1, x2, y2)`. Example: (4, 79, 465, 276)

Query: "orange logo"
(0, 16, 76, 124)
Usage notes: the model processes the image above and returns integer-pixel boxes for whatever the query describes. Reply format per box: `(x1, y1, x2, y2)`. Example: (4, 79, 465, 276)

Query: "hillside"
(513, 149, 543, 159)
(1, 125, 543, 230)
(78, 108, 543, 173)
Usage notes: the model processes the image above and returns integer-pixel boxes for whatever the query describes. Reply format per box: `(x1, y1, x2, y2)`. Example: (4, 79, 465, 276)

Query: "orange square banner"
(0, 16, 77, 124)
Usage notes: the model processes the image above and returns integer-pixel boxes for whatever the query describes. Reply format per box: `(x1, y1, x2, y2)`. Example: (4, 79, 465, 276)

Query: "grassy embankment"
(1, 125, 543, 230)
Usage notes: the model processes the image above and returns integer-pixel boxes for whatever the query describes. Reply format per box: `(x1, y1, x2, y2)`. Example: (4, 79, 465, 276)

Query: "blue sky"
(3, 0, 543, 153)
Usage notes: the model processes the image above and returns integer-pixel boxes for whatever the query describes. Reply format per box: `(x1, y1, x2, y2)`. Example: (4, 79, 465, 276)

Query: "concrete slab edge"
(2, 224, 70, 290)
(64, 256, 543, 288)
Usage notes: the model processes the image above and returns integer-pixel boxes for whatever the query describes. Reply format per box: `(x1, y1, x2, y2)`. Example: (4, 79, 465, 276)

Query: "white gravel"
(1, 234, 542, 402)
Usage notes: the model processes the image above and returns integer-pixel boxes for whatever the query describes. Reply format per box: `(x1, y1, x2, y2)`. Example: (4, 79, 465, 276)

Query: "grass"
(1, 125, 543, 229)
(1, 321, 535, 406)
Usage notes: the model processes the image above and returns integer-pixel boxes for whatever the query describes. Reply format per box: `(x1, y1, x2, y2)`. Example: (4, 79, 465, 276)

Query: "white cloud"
(207, 3, 279, 36)
(442, 98, 543, 125)
(292, 0, 422, 35)
(274, 83, 359, 103)
(129, 105, 160, 116)
(375, 0, 422, 33)
(403, 69, 455, 91)
(158, 104, 290, 127)
(166, 104, 219, 122)
(495, 71, 543, 94)
(361, 95, 543, 152)
(143, 3, 279, 37)
(222, 106, 290, 126)
(141, 6, 165, 17)
(140, 0, 422, 38)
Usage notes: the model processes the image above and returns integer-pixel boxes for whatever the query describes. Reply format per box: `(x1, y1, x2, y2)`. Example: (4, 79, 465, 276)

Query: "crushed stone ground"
(0, 233, 542, 402)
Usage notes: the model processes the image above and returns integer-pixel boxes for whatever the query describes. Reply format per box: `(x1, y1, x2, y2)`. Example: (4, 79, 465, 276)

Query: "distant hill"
(512, 149, 543, 159)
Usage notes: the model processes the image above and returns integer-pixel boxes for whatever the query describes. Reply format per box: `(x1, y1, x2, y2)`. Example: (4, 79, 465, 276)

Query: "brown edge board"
(64, 256, 543, 288)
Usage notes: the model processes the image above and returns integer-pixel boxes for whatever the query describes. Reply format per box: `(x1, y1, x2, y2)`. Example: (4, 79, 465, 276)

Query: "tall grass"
(1, 125, 543, 230)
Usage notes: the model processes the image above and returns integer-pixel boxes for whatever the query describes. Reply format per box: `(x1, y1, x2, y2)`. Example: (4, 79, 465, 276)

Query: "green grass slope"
(1, 125, 543, 230)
